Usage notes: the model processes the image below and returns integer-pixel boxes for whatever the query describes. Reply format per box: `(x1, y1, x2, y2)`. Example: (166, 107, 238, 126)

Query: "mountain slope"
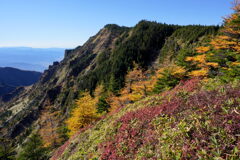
(0, 67, 41, 87)
(0, 67, 41, 98)
(52, 79, 240, 160)
(0, 24, 131, 140)
(0, 21, 220, 159)
(50, 4, 240, 159)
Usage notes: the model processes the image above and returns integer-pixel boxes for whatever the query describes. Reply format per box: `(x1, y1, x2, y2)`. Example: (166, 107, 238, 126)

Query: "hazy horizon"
(0, 0, 233, 48)
(0, 47, 65, 72)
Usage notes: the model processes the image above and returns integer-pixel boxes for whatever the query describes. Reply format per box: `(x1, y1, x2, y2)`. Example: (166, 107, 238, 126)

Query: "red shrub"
(51, 140, 70, 160)
(100, 96, 184, 159)
(100, 81, 240, 159)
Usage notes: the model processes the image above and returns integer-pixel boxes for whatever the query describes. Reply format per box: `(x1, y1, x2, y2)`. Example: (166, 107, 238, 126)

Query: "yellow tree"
(65, 92, 99, 136)
(185, 53, 218, 77)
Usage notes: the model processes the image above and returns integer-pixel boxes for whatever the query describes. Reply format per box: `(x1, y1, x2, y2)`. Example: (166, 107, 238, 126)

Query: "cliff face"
(0, 21, 219, 154)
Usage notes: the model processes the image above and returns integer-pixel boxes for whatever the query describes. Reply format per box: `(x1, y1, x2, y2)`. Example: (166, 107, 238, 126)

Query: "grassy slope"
(52, 77, 240, 160)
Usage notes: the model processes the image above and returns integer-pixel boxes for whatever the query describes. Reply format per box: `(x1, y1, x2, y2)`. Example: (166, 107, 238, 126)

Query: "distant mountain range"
(0, 67, 41, 97)
(0, 47, 65, 72)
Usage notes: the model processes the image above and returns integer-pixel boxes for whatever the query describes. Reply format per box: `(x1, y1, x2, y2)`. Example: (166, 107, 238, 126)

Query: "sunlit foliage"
(107, 64, 156, 112)
(65, 92, 99, 136)
(153, 65, 186, 93)
(185, 1, 240, 80)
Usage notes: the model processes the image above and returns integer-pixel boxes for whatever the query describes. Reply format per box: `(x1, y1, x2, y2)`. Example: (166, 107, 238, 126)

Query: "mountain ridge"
(0, 20, 225, 159)
(0, 67, 41, 101)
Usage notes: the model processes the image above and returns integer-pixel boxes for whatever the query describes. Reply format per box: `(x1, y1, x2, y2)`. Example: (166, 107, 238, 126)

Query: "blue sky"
(0, 0, 233, 48)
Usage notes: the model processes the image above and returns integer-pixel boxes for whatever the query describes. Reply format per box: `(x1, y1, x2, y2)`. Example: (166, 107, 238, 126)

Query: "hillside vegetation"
(1, 1, 240, 160)
(51, 2, 240, 160)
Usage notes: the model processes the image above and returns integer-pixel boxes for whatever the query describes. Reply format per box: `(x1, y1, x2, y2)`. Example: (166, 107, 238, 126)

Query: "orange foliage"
(186, 54, 207, 64)
(205, 62, 219, 68)
(161, 65, 187, 78)
(231, 61, 240, 66)
(210, 36, 238, 50)
(188, 67, 209, 77)
(196, 46, 211, 53)
(107, 65, 156, 112)
(185, 52, 220, 77)
(216, 2, 240, 51)
(184, 2, 240, 77)
(107, 65, 187, 112)
(38, 106, 62, 148)
(222, 5, 240, 36)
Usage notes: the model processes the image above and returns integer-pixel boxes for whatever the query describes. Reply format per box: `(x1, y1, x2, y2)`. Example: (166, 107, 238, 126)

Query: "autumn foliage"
(100, 78, 240, 160)
(65, 92, 99, 136)
(107, 64, 155, 112)
(38, 106, 62, 148)
(153, 65, 186, 93)
(51, 2, 240, 160)
(185, 1, 240, 79)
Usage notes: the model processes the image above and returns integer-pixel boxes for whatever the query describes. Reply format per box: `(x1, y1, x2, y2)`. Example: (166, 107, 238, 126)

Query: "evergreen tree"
(18, 134, 49, 160)
(0, 138, 16, 160)
(97, 96, 111, 113)
(153, 69, 181, 93)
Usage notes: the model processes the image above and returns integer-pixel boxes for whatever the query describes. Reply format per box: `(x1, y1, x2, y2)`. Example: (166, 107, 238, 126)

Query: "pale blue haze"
(0, 0, 233, 48)
(0, 47, 65, 71)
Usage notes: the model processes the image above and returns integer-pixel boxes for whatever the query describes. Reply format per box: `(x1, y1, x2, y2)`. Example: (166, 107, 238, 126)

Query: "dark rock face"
(9, 110, 39, 138)
(47, 86, 62, 104)
(41, 66, 58, 84)
(69, 54, 97, 77)
(64, 49, 75, 58)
